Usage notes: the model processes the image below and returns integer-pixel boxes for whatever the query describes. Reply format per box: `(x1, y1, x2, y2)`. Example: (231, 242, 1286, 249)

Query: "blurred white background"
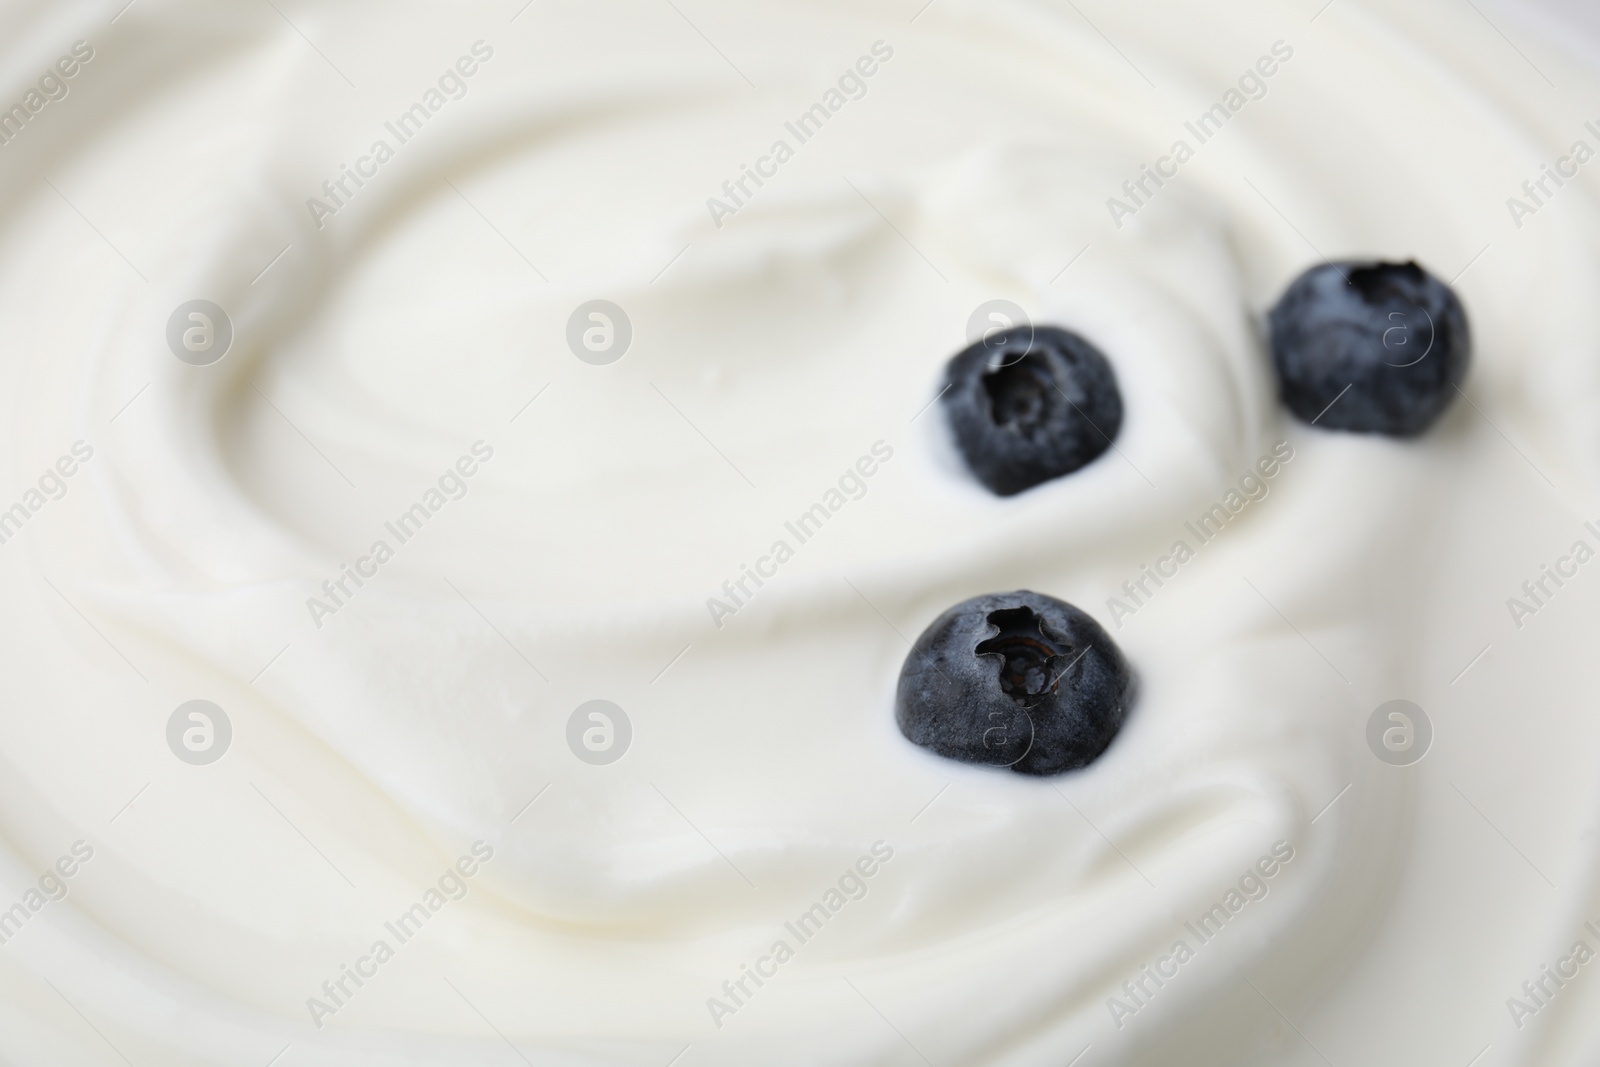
(1506, 0, 1600, 61)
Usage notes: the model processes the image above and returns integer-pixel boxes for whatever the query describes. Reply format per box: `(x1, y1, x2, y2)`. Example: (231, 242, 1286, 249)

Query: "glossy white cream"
(3, 1, 1600, 1064)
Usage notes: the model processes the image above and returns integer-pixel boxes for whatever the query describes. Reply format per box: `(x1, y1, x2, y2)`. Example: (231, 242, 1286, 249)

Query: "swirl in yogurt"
(3, 1, 1600, 1065)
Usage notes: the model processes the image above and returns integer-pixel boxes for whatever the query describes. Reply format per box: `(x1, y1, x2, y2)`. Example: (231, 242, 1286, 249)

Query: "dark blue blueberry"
(941, 326, 1123, 496)
(1268, 260, 1470, 436)
(896, 591, 1133, 776)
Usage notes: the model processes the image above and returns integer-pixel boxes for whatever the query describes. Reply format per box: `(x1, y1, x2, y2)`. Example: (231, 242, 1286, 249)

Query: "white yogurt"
(3, 0, 1600, 1064)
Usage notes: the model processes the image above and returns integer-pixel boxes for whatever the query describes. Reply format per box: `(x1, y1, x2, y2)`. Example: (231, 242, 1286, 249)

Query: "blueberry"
(941, 326, 1123, 496)
(896, 591, 1133, 776)
(1268, 260, 1470, 436)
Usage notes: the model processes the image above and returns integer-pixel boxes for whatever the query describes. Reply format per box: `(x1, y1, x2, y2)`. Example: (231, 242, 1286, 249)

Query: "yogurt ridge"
(3, 0, 1600, 1064)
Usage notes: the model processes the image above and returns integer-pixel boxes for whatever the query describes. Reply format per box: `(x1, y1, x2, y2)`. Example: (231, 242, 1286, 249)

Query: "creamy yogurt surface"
(4, 0, 1600, 1063)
